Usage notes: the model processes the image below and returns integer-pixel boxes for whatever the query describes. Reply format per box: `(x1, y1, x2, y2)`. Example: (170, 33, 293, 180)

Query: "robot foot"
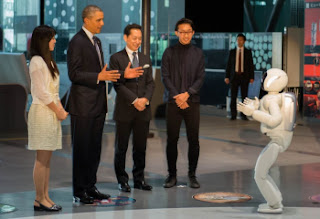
(257, 203, 283, 214)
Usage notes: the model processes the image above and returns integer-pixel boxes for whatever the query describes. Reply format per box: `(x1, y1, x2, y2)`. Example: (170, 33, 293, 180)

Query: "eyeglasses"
(178, 31, 193, 35)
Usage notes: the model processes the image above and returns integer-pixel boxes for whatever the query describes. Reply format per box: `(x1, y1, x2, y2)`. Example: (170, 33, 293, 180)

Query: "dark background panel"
(185, 0, 244, 32)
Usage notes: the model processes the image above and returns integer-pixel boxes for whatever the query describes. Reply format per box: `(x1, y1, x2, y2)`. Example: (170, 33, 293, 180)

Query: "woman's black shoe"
(34, 200, 43, 211)
(34, 200, 60, 212)
(53, 204, 62, 210)
(34, 205, 43, 211)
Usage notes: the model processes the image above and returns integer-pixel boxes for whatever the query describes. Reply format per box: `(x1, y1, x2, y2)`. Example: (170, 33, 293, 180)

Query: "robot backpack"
(282, 92, 297, 131)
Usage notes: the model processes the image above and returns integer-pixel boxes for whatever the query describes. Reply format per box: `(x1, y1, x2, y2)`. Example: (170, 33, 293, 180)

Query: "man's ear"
(83, 17, 88, 25)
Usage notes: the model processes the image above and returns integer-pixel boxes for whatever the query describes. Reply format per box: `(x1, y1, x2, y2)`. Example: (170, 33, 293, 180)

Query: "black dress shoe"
(188, 176, 200, 188)
(34, 200, 60, 211)
(87, 187, 110, 200)
(163, 175, 177, 188)
(230, 117, 236, 120)
(73, 192, 94, 204)
(118, 182, 131, 192)
(134, 181, 153, 190)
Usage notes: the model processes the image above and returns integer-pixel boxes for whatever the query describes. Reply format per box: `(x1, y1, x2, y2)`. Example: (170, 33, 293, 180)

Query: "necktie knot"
(93, 36, 99, 47)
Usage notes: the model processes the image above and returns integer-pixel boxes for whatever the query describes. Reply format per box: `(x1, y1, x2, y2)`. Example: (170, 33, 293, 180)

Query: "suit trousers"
(166, 102, 200, 176)
(230, 74, 249, 118)
(114, 118, 150, 184)
(70, 114, 105, 196)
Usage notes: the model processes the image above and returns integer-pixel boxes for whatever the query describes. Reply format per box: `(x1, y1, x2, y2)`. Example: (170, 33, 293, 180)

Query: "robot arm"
(252, 101, 282, 128)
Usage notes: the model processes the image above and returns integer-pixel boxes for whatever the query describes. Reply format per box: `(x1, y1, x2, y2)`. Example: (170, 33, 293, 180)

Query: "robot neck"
(268, 91, 279, 95)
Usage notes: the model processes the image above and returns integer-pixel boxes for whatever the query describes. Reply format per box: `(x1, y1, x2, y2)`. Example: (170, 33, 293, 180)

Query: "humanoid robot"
(237, 68, 296, 214)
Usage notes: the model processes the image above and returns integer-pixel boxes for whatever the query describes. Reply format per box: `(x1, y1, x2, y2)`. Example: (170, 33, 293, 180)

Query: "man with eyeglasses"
(161, 18, 205, 189)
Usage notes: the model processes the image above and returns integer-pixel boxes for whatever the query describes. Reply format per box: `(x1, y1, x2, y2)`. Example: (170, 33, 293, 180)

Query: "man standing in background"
(225, 33, 254, 120)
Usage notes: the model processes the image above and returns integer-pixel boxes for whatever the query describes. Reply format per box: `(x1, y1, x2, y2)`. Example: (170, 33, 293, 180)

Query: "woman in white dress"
(28, 25, 68, 211)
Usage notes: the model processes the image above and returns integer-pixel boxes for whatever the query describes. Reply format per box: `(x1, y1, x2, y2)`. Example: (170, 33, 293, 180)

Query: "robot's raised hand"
(243, 97, 260, 110)
(237, 102, 255, 116)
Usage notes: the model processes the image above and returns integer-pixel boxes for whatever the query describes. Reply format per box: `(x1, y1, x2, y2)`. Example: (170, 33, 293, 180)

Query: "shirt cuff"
(132, 98, 138, 104)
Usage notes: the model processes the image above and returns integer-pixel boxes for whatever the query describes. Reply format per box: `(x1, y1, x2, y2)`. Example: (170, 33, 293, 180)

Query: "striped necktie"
(93, 36, 103, 69)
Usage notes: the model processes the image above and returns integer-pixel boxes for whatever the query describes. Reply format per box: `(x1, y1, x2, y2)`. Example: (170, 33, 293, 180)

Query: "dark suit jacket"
(67, 29, 107, 117)
(225, 47, 254, 82)
(109, 49, 155, 122)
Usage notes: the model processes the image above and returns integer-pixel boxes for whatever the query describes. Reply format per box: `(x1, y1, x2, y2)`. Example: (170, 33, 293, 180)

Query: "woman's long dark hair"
(29, 25, 59, 79)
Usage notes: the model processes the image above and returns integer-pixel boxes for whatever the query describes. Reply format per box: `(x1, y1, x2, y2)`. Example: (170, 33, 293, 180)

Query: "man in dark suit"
(161, 18, 205, 189)
(109, 23, 155, 192)
(67, 5, 143, 204)
(225, 33, 254, 120)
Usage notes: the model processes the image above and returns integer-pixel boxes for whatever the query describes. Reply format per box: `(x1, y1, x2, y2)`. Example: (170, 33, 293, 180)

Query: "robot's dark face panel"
(261, 71, 267, 91)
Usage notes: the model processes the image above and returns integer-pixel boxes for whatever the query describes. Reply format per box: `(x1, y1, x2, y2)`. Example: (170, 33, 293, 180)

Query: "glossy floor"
(1, 106, 320, 219)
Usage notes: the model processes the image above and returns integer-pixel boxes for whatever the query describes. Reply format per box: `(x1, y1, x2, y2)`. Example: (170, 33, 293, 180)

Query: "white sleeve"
(29, 57, 53, 105)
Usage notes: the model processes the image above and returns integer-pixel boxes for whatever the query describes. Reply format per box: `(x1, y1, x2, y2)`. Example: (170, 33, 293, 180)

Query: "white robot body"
(237, 68, 297, 214)
(258, 92, 296, 133)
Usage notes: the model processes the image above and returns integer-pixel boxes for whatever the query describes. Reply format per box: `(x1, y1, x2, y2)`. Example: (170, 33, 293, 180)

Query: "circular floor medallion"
(309, 194, 320, 203)
(93, 196, 136, 207)
(193, 192, 252, 203)
(0, 203, 17, 214)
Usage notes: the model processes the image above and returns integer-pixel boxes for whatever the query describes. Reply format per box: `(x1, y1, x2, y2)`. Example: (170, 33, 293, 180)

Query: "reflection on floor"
(1, 106, 320, 219)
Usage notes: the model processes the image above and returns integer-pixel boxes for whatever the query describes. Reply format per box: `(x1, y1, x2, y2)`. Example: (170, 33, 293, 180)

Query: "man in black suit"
(161, 18, 205, 189)
(67, 5, 143, 204)
(225, 33, 254, 120)
(109, 23, 155, 192)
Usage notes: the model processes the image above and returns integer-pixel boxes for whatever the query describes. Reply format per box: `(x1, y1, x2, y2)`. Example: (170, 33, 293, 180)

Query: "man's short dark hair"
(237, 33, 246, 41)
(174, 18, 195, 31)
(124, 23, 142, 36)
(82, 5, 103, 22)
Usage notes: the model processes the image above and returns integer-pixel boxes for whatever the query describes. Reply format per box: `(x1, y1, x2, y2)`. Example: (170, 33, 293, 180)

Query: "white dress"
(27, 56, 62, 151)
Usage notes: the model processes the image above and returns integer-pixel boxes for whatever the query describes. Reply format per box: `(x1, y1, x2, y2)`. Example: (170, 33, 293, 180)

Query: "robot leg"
(254, 142, 283, 213)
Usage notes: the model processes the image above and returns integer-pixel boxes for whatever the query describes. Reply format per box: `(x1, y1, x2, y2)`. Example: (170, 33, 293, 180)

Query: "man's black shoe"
(118, 182, 131, 192)
(87, 187, 110, 200)
(188, 176, 200, 188)
(134, 181, 153, 190)
(163, 175, 177, 188)
(73, 192, 94, 204)
(230, 117, 236, 120)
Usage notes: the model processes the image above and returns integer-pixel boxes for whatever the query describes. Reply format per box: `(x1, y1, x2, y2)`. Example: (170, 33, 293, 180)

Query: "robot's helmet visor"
(261, 71, 267, 91)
